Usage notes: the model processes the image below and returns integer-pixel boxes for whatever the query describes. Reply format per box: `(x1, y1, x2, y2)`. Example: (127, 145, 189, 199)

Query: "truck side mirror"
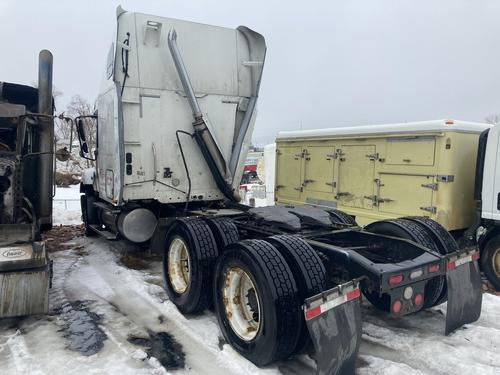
(75, 116, 97, 160)
(77, 119, 89, 154)
(77, 119, 87, 142)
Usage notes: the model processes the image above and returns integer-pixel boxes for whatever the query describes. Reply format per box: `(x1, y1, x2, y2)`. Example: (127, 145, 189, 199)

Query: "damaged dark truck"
(77, 7, 483, 374)
(0, 51, 54, 318)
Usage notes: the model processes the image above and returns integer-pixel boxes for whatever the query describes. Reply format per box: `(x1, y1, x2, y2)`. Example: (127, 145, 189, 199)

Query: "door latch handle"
(420, 206, 437, 214)
(335, 192, 351, 199)
(378, 198, 394, 203)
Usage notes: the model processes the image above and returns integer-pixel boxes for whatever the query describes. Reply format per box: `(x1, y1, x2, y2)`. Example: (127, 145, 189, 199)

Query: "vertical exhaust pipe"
(37, 50, 54, 228)
(168, 29, 238, 201)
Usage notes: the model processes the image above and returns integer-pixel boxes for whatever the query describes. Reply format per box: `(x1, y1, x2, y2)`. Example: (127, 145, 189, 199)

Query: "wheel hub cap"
(223, 267, 261, 341)
(168, 237, 191, 294)
(493, 247, 500, 277)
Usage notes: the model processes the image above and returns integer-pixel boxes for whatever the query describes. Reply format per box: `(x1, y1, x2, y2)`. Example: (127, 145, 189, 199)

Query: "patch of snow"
(1, 235, 499, 374)
(240, 184, 268, 207)
(53, 185, 82, 225)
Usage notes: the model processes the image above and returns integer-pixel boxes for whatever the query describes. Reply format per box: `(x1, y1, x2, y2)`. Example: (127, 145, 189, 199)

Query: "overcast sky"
(1, 0, 500, 144)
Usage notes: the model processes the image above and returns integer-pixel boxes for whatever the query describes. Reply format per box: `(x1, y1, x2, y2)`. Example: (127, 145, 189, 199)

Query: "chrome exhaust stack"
(37, 50, 54, 228)
(167, 29, 238, 201)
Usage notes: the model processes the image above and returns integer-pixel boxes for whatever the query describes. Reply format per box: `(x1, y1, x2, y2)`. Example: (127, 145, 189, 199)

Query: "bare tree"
(31, 81, 68, 143)
(64, 95, 96, 167)
(485, 114, 500, 125)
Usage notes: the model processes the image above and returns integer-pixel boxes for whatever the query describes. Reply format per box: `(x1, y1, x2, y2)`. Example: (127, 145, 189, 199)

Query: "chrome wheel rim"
(168, 237, 191, 294)
(493, 247, 500, 277)
(223, 267, 261, 341)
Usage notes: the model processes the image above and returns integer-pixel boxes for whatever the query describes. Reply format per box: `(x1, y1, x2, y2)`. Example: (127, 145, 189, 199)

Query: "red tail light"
(428, 263, 440, 273)
(472, 252, 480, 262)
(346, 288, 361, 301)
(392, 300, 402, 314)
(389, 274, 404, 285)
(414, 293, 423, 306)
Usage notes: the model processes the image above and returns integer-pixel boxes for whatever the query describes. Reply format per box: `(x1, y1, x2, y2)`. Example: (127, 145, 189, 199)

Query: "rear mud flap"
(303, 280, 362, 375)
(445, 249, 482, 335)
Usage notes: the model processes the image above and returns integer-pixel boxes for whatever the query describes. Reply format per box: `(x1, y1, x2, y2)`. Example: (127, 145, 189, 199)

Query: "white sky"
(1, 0, 500, 144)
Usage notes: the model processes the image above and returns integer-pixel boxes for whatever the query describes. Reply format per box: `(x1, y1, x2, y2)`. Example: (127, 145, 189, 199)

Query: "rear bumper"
(0, 241, 50, 318)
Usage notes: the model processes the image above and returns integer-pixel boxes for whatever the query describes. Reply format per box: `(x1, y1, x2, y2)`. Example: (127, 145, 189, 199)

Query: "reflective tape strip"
(304, 288, 360, 321)
(447, 251, 480, 271)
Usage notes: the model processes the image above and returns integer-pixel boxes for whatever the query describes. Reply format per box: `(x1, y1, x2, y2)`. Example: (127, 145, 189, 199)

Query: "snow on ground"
(31, 185, 500, 374)
(1, 235, 499, 375)
(53, 185, 82, 225)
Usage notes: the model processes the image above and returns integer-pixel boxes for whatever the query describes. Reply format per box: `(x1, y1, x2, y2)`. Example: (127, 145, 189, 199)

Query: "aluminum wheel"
(493, 247, 500, 277)
(223, 267, 261, 341)
(168, 236, 191, 294)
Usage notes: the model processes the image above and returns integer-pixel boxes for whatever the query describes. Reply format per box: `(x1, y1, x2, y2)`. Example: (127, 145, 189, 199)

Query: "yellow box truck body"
(275, 120, 491, 231)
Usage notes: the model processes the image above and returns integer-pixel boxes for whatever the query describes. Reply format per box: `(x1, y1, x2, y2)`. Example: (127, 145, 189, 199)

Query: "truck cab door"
(482, 125, 500, 220)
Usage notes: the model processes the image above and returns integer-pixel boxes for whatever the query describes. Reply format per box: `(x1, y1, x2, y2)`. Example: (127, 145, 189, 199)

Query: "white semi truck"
(470, 124, 500, 289)
(78, 7, 484, 374)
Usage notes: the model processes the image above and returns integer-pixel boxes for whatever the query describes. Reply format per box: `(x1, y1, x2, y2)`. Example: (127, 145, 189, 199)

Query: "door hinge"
(363, 195, 379, 206)
(366, 153, 379, 161)
(420, 206, 437, 214)
(337, 149, 345, 161)
(421, 183, 438, 191)
(294, 151, 304, 160)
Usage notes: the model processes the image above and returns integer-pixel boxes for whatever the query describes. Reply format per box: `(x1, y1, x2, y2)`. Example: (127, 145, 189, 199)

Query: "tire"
(365, 219, 444, 309)
(329, 209, 357, 226)
(81, 193, 98, 236)
(205, 217, 239, 250)
(481, 236, 500, 291)
(265, 235, 327, 354)
(404, 216, 459, 305)
(214, 239, 301, 366)
(404, 217, 458, 254)
(163, 219, 218, 313)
